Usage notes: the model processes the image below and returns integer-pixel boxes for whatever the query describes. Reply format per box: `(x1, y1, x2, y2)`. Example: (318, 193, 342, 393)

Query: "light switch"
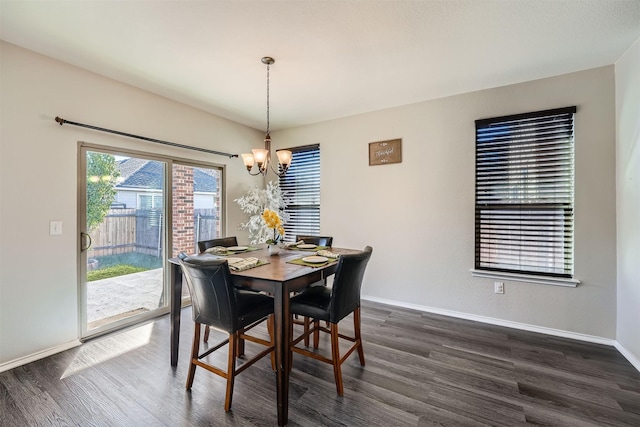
(50, 220, 63, 235)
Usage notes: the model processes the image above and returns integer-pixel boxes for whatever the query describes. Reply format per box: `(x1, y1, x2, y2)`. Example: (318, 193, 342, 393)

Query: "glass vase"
(268, 244, 281, 256)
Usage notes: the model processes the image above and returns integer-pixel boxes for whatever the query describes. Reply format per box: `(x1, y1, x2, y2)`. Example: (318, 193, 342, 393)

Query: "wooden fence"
(90, 208, 219, 258)
(90, 209, 137, 257)
(194, 209, 219, 246)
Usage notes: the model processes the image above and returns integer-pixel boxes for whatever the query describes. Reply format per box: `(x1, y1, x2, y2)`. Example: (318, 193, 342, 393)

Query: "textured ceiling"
(2, 0, 640, 131)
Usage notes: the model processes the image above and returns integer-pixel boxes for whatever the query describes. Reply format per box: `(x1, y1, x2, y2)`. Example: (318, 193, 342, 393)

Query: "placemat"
(287, 257, 338, 268)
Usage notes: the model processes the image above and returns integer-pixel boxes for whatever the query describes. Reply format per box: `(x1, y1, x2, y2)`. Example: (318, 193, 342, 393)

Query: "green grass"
(93, 252, 162, 269)
(87, 264, 148, 282)
(87, 252, 162, 281)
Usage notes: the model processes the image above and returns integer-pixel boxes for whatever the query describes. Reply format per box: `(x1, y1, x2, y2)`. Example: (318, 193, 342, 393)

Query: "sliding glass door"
(79, 146, 225, 338)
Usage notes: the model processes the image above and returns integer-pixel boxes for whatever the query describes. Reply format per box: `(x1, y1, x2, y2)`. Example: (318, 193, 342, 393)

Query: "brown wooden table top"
(171, 246, 359, 283)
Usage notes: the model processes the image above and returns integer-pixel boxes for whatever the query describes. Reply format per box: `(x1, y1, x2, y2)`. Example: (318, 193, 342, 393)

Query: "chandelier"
(241, 57, 292, 177)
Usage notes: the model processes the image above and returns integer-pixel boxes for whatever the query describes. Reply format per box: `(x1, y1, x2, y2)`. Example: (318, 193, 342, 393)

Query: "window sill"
(470, 269, 580, 288)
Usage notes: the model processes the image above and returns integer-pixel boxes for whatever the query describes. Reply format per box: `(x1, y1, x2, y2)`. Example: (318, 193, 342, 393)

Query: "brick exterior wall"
(172, 165, 194, 256)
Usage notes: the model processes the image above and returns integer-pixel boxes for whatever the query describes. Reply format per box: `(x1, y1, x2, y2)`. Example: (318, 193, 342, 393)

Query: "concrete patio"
(87, 268, 176, 328)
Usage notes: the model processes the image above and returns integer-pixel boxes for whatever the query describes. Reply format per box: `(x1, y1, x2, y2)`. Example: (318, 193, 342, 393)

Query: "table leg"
(274, 284, 290, 426)
(170, 262, 182, 367)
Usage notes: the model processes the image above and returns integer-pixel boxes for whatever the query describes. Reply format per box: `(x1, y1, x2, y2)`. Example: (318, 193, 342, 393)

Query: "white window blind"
(475, 107, 576, 278)
(279, 144, 320, 242)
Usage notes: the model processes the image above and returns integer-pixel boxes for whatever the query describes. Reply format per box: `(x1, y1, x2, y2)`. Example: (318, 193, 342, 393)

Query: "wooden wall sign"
(369, 138, 402, 166)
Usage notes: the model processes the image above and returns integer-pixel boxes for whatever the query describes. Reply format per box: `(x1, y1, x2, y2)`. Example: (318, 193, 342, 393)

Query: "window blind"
(279, 144, 320, 242)
(475, 106, 576, 278)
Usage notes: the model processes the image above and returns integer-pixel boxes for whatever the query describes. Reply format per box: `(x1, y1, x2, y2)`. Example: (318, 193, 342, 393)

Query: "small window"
(475, 107, 576, 278)
(138, 193, 163, 210)
(280, 144, 320, 241)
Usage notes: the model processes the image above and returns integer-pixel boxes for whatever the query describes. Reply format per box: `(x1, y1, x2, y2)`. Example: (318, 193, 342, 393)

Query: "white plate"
(302, 256, 328, 264)
(227, 246, 248, 251)
(297, 244, 317, 249)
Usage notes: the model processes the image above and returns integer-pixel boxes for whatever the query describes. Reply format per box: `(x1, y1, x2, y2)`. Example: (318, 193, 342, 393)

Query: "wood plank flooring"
(1, 300, 639, 426)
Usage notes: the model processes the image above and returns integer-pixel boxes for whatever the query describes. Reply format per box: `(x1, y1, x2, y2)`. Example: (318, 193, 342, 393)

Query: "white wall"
(0, 42, 261, 365)
(273, 66, 618, 339)
(616, 37, 640, 366)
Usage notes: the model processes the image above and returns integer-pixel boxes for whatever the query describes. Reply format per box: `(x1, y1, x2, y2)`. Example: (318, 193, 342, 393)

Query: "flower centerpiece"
(262, 208, 285, 255)
(236, 181, 289, 246)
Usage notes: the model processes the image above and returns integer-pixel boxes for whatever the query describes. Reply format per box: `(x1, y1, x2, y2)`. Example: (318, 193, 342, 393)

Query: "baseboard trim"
(362, 295, 617, 347)
(614, 341, 640, 373)
(0, 340, 82, 373)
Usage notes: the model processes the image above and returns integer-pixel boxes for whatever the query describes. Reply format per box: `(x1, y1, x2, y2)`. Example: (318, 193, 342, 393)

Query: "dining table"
(168, 245, 358, 426)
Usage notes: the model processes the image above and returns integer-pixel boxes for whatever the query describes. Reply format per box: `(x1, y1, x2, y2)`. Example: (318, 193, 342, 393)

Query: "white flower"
(235, 181, 289, 245)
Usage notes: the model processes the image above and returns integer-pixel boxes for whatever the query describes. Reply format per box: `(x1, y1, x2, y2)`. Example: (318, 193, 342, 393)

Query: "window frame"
(472, 107, 580, 287)
(279, 144, 320, 242)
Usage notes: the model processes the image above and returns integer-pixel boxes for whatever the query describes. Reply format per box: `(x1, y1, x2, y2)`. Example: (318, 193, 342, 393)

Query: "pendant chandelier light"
(241, 57, 292, 177)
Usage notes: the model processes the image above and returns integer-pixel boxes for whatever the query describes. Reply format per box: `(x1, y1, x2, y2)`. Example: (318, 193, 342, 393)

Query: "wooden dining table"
(168, 246, 358, 426)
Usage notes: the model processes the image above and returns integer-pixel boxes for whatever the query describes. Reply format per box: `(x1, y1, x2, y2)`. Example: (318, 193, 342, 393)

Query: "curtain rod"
(55, 116, 238, 159)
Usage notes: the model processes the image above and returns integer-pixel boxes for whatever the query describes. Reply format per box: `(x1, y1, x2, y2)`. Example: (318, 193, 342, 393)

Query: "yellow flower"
(262, 209, 281, 228)
(262, 208, 285, 243)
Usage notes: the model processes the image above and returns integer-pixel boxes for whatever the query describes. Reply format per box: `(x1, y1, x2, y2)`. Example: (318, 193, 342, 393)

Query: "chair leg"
(237, 327, 245, 357)
(267, 314, 276, 371)
(354, 307, 365, 366)
(303, 317, 310, 347)
(289, 314, 294, 372)
(224, 331, 238, 411)
(186, 323, 201, 390)
(330, 323, 344, 396)
(313, 320, 320, 349)
(203, 325, 210, 343)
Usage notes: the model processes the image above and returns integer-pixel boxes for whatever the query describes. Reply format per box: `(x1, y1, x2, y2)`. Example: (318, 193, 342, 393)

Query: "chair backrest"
(197, 236, 239, 253)
(329, 246, 373, 323)
(296, 235, 333, 247)
(179, 256, 239, 333)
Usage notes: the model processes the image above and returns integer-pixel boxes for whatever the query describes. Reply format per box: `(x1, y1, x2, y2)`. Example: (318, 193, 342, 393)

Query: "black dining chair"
(196, 236, 240, 343)
(293, 235, 334, 345)
(197, 236, 239, 254)
(295, 235, 333, 247)
(179, 255, 274, 411)
(289, 246, 372, 396)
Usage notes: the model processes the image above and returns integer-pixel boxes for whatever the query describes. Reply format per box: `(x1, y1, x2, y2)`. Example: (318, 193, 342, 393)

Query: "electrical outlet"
(494, 281, 504, 294)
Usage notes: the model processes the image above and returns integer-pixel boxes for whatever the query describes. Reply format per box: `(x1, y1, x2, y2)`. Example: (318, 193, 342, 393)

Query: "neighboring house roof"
(116, 158, 217, 192)
(117, 158, 162, 189)
(193, 168, 218, 193)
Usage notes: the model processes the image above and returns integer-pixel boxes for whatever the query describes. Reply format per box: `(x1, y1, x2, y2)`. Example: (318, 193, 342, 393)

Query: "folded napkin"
(316, 249, 339, 259)
(284, 240, 305, 248)
(204, 246, 228, 255)
(227, 257, 261, 271)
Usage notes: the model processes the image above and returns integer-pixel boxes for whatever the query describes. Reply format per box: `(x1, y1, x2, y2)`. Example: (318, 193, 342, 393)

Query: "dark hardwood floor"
(1, 300, 639, 426)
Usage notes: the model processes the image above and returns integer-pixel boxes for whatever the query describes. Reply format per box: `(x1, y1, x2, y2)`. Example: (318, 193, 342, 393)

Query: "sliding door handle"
(80, 232, 92, 251)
